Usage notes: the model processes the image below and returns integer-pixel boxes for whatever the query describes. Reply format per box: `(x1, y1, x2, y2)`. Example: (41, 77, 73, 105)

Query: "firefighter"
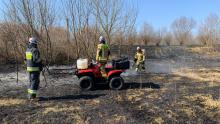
(25, 37, 43, 100)
(134, 46, 145, 71)
(96, 36, 110, 78)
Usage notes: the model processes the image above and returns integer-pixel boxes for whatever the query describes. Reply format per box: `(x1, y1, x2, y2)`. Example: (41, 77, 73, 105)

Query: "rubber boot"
(28, 94, 36, 100)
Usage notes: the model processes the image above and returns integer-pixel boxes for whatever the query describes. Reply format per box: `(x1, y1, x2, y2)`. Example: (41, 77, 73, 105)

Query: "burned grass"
(0, 72, 220, 123)
(1, 47, 220, 123)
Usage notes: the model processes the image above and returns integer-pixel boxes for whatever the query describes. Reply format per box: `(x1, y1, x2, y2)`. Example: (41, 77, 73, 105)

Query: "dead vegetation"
(188, 47, 220, 57)
(175, 68, 220, 84)
(0, 1, 220, 123)
(1, 69, 220, 123)
(186, 94, 220, 110)
(0, 98, 26, 106)
(0, 0, 220, 64)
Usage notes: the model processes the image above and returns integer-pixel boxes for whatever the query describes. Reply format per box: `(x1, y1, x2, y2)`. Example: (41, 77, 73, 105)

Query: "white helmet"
(99, 36, 105, 43)
(29, 37, 38, 44)
(137, 46, 141, 51)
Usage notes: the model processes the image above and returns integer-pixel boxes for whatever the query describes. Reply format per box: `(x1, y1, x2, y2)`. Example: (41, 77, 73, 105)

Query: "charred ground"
(0, 46, 220, 124)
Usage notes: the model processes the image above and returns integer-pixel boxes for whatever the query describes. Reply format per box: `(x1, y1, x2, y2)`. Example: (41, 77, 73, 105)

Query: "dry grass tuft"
(115, 95, 124, 102)
(106, 114, 127, 124)
(126, 89, 146, 101)
(179, 107, 195, 117)
(43, 105, 84, 124)
(175, 68, 220, 84)
(0, 98, 26, 106)
(43, 105, 81, 114)
(189, 47, 220, 57)
(153, 117, 164, 124)
(186, 94, 220, 110)
(84, 99, 100, 106)
(137, 103, 149, 110)
(146, 93, 160, 99)
(166, 110, 176, 118)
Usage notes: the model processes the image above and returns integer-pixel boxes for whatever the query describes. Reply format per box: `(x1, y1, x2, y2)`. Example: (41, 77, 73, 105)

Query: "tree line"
(0, 0, 220, 64)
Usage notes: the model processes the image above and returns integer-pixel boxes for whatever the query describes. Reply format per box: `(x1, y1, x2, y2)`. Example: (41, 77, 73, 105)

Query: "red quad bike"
(75, 58, 130, 90)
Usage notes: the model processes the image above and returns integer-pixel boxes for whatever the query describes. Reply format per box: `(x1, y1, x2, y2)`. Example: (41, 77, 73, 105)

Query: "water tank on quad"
(77, 59, 88, 69)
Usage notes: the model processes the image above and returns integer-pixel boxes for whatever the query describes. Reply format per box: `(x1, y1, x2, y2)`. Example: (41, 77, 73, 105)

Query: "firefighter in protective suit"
(25, 37, 43, 100)
(134, 47, 145, 71)
(96, 36, 110, 78)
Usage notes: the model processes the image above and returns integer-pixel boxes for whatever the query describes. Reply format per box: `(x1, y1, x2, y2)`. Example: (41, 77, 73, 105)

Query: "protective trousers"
(136, 61, 145, 71)
(99, 62, 107, 78)
(28, 72, 40, 99)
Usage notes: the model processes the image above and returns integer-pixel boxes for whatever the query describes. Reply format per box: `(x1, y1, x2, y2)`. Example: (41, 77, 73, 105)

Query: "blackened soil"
(1, 73, 220, 124)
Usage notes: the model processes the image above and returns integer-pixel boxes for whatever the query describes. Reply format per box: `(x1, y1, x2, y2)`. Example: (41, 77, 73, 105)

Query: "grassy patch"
(106, 114, 127, 124)
(84, 99, 100, 106)
(153, 117, 164, 124)
(186, 94, 220, 110)
(43, 105, 84, 124)
(189, 47, 220, 57)
(0, 98, 26, 106)
(179, 107, 195, 117)
(126, 89, 146, 101)
(175, 69, 220, 84)
(43, 105, 81, 114)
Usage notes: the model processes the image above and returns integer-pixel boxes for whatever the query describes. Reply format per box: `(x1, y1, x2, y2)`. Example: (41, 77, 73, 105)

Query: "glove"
(134, 58, 137, 63)
(140, 61, 145, 64)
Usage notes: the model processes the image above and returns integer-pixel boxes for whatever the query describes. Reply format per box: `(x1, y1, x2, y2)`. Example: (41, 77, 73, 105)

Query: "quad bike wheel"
(109, 76, 124, 90)
(79, 76, 94, 91)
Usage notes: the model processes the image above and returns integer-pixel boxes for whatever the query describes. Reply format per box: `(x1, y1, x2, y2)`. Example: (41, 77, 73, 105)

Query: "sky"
(0, 0, 220, 31)
(136, 0, 220, 31)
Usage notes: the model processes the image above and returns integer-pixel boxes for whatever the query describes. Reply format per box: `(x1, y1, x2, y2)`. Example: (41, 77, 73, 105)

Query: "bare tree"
(157, 27, 173, 46)
(171, 17, 196, 45)
(62, 0, 94, 59)
(155, 29, 164, 46)
(3, 0, 56, 64)
(36, 0, 56, 64)
(198, 14, 220, 46)
(139, 23, 155, 46)
(0, 23, 13, 62)
(92, 0, 137, 45)
(115, 1, 138, 56)
(163, 32, 173, 46)
(62, 0, 137, 58)
(92, 0, 122, 45)
(1, 0, 138, 64)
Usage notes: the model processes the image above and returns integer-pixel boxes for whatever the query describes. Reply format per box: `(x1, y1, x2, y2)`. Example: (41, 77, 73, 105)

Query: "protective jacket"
(96, 43, 110, 63)
(25, 43, 42, 72)
(134, 51, 145, 64)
